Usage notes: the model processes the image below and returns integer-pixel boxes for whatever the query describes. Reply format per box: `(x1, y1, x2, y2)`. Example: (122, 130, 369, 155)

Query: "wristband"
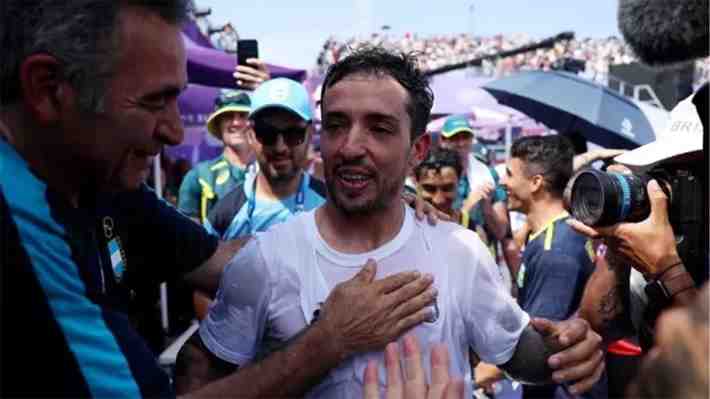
(654, 261, 683, 280)
(648, 255, 683, 280)
(644, 263, 695, 304)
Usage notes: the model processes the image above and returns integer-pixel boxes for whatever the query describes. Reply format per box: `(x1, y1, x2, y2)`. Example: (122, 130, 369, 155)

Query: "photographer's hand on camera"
(569, 180, 676, 275)
(573, 149, 626, 172)
(234, 58, 271, 90)
(569, 180, 697, 305)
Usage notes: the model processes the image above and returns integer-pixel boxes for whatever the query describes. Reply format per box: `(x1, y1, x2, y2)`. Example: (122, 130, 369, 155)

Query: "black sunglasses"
(252, 119, 309, 147)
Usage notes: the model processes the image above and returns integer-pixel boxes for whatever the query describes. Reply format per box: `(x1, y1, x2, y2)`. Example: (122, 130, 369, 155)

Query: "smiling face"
(417, 166, 459, 215)
(500, 157, 536, 213)
(61, 6, 187, 192)
(219, 111, 251, 150)
(248, 109, 310, 184)
(440, 131, 473, 165)
(320, 73, 428, 215)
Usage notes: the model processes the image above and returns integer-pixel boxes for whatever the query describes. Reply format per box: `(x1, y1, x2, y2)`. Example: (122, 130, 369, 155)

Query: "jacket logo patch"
(216, 170, 230, 185)
(108, 237, 125, 282)
(102, 216, 114, 239)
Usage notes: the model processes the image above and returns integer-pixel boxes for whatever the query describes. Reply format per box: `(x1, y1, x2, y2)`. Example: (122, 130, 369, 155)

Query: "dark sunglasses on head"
(419, 159, 457, 173)
(252, 119, 309, 147)
(215, 91, 250, 108)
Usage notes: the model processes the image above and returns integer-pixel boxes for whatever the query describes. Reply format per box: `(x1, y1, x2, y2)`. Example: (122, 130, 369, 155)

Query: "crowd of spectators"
(317, 33, 710, 87)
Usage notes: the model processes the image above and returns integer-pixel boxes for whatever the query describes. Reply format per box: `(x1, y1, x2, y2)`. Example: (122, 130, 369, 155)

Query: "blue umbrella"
(483, 71, 656, 149)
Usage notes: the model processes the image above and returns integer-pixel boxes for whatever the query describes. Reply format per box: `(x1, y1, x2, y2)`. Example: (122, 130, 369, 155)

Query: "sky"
(199, 0, 622, 70)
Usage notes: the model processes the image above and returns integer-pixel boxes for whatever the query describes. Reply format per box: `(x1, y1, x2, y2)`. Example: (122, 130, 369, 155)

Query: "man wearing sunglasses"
(178, 89, 257, 223)
(203, 78, 327, 241)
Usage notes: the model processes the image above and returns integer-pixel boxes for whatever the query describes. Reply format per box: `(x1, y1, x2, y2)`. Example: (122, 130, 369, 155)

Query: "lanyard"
(245, 173, 307, 234)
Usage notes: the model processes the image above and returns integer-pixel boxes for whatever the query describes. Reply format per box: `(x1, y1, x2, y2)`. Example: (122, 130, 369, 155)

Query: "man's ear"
(246, 124, 257, 147)
(19, 54, 68, 127)
(530, 174, 545, 194)
(410, 133, 431, 167)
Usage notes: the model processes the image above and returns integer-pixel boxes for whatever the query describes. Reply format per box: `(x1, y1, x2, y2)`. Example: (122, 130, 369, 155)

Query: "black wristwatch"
(644, 270, 695, 305)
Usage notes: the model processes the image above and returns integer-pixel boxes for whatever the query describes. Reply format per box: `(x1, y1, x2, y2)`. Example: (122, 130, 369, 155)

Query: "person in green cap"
(178, 90, 257, 223)
(439, 114, 509, 248)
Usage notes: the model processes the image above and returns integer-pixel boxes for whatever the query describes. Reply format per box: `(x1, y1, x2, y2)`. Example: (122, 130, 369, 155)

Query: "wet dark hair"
(320, 45, 434, 140)
(511, 135, 575, 198)
(415, 147, 463, 181)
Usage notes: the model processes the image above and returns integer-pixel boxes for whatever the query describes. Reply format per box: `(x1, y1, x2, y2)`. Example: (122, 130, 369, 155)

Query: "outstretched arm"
(578, 246, 634, 340)
(178, 321, 345, 398)
(234, 58, 271, 90)
(177, 260, 437, 398)
(500, 318, 604, 395)
(184, 237, 250, 296)
(570, 179, 700, 338)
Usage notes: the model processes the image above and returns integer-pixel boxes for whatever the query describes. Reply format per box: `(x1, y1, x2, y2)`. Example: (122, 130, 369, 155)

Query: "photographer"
(569, 89, 706, 349)
(567, 0, 709, 352)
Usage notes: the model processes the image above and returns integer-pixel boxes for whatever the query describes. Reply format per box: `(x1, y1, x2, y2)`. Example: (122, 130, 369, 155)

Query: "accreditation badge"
(108, 237, 126, 282)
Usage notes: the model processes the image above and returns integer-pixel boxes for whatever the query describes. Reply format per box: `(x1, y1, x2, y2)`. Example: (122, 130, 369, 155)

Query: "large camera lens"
(570, 173, 605, 225)
(569, 170, 651, 227)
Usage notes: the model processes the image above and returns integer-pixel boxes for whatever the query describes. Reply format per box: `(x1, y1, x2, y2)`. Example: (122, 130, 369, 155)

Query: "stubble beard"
(325, 164, 407, 217)
(264, 163, 299, 186)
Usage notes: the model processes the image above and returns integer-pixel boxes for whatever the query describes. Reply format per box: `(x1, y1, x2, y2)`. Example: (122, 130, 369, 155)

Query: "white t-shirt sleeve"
(199, 237, 273, 365)
(453, 228, 530, 365)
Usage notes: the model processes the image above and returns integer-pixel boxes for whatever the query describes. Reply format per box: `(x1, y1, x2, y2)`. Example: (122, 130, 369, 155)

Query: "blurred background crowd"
(316, 34, 710, 87)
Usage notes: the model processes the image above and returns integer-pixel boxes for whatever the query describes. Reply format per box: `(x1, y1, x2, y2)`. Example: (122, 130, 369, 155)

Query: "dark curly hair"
(511, 135, 574, 198)
(414, 147, 463, 181)
(319, 45, 434, 140)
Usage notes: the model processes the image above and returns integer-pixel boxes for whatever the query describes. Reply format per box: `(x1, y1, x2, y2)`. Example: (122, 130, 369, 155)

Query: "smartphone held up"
(237, 39, 259, 66)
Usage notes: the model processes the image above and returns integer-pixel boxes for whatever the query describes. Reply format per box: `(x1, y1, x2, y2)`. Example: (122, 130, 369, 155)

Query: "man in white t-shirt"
(189, 47, 604, 398)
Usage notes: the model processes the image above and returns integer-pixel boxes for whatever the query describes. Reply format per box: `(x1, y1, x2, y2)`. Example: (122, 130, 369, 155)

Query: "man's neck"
(255, 170, 303, 200)
(315, 199, 406, 254)
(223, 145, 251, 169)
(525, 196, 568, 235)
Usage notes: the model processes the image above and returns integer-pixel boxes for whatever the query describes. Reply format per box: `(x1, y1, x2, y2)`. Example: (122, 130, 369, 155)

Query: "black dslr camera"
(566, 164, 706, 282)
(566, 166, 702, 227)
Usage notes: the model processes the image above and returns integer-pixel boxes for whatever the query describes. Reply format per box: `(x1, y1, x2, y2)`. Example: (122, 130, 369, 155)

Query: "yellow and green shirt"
(178, 155, 254, 222)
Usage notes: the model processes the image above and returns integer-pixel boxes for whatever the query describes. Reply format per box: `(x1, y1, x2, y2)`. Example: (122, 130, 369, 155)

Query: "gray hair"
(0, 0, 190, 113)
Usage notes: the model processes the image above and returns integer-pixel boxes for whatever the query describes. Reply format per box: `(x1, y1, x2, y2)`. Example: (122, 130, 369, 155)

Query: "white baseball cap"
(615, 92, 703, 167)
